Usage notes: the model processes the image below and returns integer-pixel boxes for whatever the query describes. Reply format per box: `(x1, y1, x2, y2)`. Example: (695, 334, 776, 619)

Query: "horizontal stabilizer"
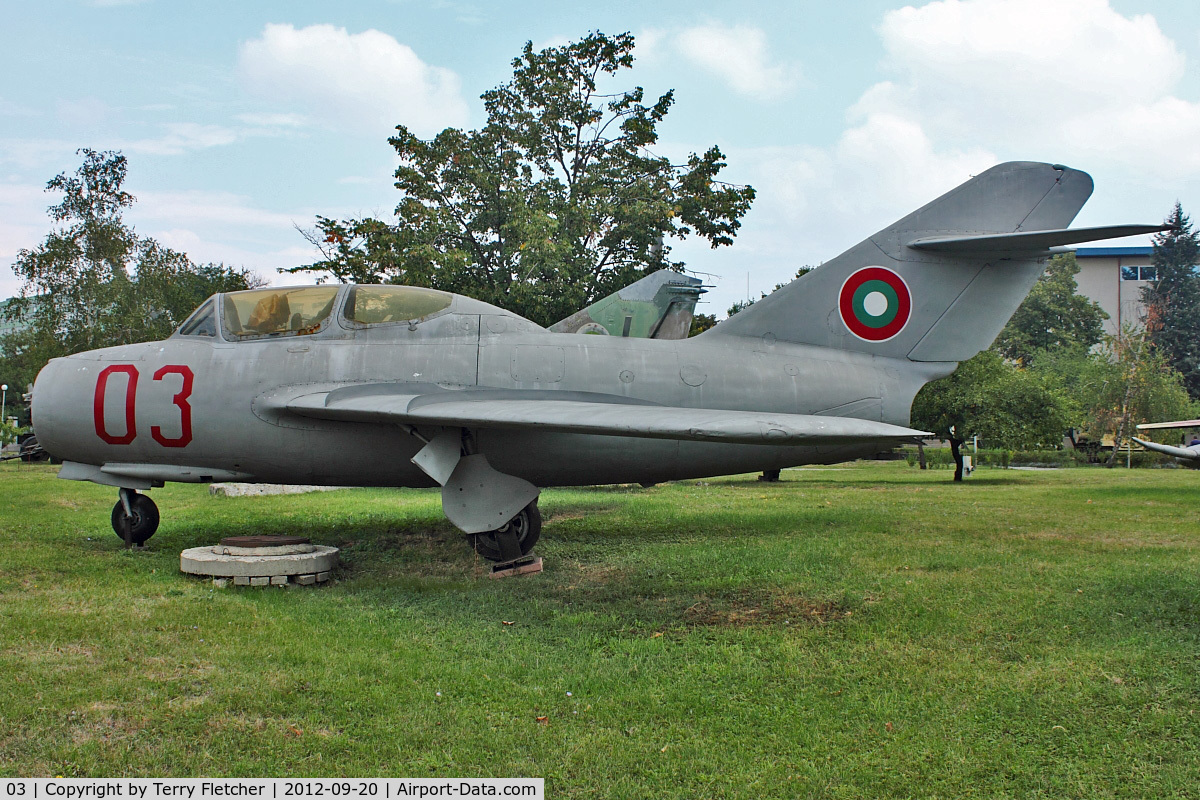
(908, 224, 1172, 253)
(1132, 438, 1200, 460)
(284, 386, 929, 446)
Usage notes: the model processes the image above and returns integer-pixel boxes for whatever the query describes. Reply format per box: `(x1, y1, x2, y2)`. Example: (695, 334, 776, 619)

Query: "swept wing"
(282, 386, 928, 446)
(1136, 419, 1200, 431)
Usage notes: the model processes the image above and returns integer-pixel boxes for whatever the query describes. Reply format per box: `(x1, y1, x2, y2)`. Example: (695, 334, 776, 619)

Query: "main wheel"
(111, 494, 160, 545)
(467, 501, 541, 562)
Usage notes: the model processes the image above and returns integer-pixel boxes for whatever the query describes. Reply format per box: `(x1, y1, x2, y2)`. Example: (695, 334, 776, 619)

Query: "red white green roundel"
(838, 266, 911, 342)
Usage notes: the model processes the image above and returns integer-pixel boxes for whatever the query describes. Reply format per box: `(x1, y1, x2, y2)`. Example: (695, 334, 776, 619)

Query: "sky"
(2, 0, 1198, 318)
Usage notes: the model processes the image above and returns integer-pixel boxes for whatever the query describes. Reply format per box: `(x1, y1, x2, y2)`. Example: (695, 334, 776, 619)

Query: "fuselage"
(33, 285, 949, 489)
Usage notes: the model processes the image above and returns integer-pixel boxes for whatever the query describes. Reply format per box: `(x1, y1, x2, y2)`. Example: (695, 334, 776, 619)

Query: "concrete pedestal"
(180, 537, 339, 586)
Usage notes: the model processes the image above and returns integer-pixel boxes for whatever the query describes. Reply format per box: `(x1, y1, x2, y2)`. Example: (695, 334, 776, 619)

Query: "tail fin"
(705, 161, 1159, 362)
(549, 269, 705, 339)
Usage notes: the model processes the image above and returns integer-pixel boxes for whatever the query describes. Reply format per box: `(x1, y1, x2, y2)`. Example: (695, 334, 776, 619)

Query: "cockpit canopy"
(223, 286, 340, 338)
(176, 284, 458, 341)
(343, 285, 454, 326)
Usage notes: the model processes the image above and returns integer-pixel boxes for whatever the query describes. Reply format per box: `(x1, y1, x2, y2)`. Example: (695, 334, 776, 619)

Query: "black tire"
(111, 494, 160, 545)
(468, 501, 541, 561)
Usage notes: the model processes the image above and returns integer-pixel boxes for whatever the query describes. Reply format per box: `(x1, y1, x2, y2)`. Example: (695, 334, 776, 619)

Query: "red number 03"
(93, 364, 194, 447)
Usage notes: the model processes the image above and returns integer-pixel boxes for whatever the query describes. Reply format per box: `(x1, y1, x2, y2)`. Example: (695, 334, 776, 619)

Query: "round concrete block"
(214, 543, 315, 556)
(180, 544, 339, 579)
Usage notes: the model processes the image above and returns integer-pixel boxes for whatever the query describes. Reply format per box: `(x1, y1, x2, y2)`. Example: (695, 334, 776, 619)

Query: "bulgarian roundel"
(838, 267, 911, 342)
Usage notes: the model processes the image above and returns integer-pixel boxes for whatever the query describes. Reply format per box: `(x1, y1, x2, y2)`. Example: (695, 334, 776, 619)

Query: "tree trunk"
(1107, 385, 1134, 468)
(917, 442, 927, 470)
(950, 437, 965, 482)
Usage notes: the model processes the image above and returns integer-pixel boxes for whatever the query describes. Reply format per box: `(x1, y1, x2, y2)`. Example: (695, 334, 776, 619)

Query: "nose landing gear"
(111, 488, 160, 548)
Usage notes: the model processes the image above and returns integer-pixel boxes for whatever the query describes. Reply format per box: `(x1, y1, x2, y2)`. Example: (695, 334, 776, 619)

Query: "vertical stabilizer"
(549, 269, 705, 339)
(704, 162, 1094, 362)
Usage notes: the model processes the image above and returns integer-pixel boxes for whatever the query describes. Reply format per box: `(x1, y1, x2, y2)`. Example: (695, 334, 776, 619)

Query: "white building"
(1072, 246, 1155, 336)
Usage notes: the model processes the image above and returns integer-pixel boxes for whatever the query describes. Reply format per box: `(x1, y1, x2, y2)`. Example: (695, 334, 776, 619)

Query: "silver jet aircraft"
(32, 162, 1168, 560)
(1134, 420, 1200, 467)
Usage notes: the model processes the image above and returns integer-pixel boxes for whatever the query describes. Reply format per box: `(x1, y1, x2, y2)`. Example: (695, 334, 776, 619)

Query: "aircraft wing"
(1132, 438, 1200, 460)
(907, 224, 1172, 252)
(1136, 419, 1200, 430)
(284, 387, 928, 446)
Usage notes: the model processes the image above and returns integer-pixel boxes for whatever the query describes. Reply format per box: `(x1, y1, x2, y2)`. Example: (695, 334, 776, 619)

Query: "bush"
(894, 445, 1175, 469)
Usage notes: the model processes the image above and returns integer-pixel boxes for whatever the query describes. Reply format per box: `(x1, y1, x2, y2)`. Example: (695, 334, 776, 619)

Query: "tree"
(1, 149, 258, 395)
(993, 252, 1108, 366)
(1142, 203, 1200, 398)
(290, 32, 756, 327)
(688, 313, 717, 336)
(1077, 327, 1193, 464)
(911, 351, 1073, 480)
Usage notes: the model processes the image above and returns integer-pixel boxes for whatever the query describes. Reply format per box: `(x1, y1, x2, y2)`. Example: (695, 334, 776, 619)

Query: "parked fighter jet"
(32, 162, 1170, 560)
(548, 269, 706, 339)
(1134, 420, 1200, 467)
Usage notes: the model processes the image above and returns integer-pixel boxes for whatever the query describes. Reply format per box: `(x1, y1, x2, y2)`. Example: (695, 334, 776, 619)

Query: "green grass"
(1, 461, 1198, 797)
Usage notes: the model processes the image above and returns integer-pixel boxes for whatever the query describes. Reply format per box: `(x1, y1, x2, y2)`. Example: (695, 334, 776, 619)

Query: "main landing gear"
(111, 488, 159, 548)
(468, 501, 541, 562)
(408, 428, 543, 564)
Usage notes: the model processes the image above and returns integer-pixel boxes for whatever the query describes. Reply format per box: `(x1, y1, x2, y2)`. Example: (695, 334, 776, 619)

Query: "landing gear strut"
(111, 489, 160, 548)
(467, 501, 541, 562)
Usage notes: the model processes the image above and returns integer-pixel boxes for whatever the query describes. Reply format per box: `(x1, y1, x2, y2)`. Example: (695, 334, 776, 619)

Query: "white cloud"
(0, 97, 38, 118)
(673, 116, 996, 311)
(131, 190, 300, 229)
(238, 23, 470, 137)
(681, 0, 1200, 314)
(0, 182, 323, 299)
(0, 139, 79, 170)
(880, 0, 1182, 107)
(150, 227, 312, 280)
(643, 25, 797, 100)
(1063, 97, 1200, 176)
(0, 183, 54, 299)
(235, 112, 307, 128)
(122, 123, 239, 156)
(866, 0, 1200, 177)
(56, 97, 111, 127)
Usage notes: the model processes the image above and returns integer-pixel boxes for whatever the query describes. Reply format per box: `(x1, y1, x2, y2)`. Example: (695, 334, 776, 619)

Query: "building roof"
(1075, 247, 1153, 257)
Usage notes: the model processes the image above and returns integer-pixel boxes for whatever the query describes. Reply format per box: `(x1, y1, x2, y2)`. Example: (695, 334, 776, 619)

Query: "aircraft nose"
(31, 357, 81, 462)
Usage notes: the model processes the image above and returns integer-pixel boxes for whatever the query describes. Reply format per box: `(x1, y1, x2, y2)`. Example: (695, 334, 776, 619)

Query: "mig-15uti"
(32, 162, 1170, 561)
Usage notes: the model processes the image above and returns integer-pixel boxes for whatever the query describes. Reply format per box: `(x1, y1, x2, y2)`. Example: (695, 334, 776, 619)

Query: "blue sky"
(2, 0, 1198, 316)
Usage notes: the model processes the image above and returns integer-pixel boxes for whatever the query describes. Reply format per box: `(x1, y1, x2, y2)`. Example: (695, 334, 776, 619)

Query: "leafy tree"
(688, 312, 717, 337)
(1077, 327, 1192, 463)
(1, 149, 258, 395)
(290, 32, 755, 327)
(911, 351, 1073, 480)
(1025, 344, 1094, 447)
(993, 252, 1107, 366)
(1142, 203, 1200, 398)
(1023, 330, 1194, 461)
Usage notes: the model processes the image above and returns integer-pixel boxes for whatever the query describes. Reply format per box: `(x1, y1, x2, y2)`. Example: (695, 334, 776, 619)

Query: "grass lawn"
(0, 460, 1197, 797)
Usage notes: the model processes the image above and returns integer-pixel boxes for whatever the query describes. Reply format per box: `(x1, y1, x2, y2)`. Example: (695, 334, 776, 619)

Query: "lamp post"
(1, 384, 7, 429)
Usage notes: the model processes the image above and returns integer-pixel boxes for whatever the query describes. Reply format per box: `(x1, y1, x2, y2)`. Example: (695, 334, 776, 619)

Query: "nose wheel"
(467, 501, 541, 562)
(111, 489, 160, 547)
